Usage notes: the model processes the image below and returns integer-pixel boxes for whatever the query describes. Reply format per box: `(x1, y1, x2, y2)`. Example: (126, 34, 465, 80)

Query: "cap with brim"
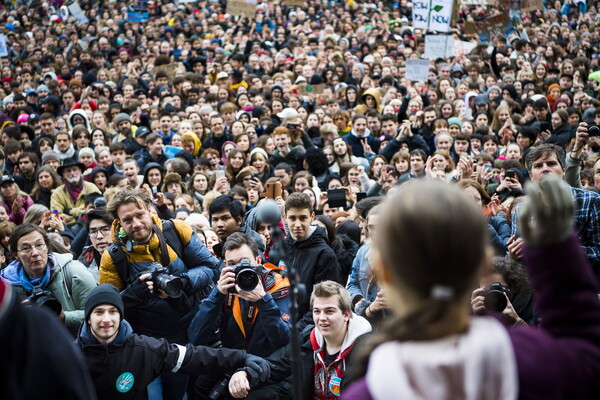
(58, 160, 86, 176)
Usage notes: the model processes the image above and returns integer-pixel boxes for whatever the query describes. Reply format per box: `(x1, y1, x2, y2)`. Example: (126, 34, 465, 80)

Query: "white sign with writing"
(0, 35, 8, 58)
(406, 59, 431, 82)
(423, 35, 454, 59)
(412, 0, 453, 32)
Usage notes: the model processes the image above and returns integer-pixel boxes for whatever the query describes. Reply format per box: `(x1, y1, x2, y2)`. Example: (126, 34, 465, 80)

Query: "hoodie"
(67, 109, 92, 132)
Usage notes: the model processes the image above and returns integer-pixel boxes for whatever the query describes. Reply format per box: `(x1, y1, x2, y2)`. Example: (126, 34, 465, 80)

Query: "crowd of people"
(0, 0, 600, 398)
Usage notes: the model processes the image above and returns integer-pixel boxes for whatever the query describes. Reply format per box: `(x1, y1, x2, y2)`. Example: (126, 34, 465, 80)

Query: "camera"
(228, 258, 261, 293)
(208, 374, 231, 400)
(26, 288, 63, 315)
(144, 264, 183, 298)
(588, 124, 600, 137)
(482, 282, 511, 312)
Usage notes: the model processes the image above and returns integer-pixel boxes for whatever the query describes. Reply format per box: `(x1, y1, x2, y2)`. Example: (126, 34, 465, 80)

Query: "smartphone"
(483, 164, 492, 172)
(251, 173, 260, 180)
(327, 189, 346, 208)
(215, 170, 226, 179)
(356, 192, 367, 202)
(505, 170, 516, 180)
(266, 182, 282, 199)
(151, 186, 158, 199)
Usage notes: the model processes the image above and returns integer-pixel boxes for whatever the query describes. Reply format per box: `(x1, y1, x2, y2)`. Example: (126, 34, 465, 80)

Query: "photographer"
(471, 257, 539, 326)
(99, 188, 217, 399)
(187, 232, 291, 400)
(0, 224, 96, 336)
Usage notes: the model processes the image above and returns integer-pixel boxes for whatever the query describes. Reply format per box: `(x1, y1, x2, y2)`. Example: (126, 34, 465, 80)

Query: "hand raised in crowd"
(456, 154, 474, 180)
(571, 122, 589, 158)
(425, 156, 445, 181)
(361, 138, 372, 155)
(507, 235, 525, 261)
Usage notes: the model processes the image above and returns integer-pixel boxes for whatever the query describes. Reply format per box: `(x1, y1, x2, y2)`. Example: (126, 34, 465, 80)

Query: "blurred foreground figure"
(344, 176, 600, 400)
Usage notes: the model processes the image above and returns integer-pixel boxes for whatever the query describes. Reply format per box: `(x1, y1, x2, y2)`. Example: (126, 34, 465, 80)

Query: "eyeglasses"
(89, 226, 111, 236)
(19, 242, 47, 254)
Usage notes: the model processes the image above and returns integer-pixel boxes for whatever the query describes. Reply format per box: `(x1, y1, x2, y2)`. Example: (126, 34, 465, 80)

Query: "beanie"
(84, 284, 124, 321)
(41, 150, 60, 165)
(79, 147, 96, 161)
(114, 113, 131, 125)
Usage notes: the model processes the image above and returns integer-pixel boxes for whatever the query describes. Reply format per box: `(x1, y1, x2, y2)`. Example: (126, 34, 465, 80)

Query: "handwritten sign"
(521, 0, 543, 12)
(0, 35, 8, 58)
(227, 0, 256, 18)
(423, 35, 454, 59)
(452, 40, 477, 56)
(67, 2, 88, 24)
(406, 59, 431, 82)
(465, 13, 514, 43)
(413, 0, 454, 32)
(127, 0, 149, 22)
(299, 84, 324, 95)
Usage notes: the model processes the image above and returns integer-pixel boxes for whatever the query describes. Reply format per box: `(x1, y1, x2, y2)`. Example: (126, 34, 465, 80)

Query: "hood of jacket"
(312, 313, 371, 356)
(181, 132, 202, 156)
(78, 318, 134, 347)
(67, 109, 92, 132)
(360, 87, 382, 109)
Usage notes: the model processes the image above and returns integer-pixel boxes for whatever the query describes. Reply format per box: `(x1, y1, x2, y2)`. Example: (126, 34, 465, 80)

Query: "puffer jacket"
(0, 252, 97, 336)
(99, 216, 217, 342)
(50, 181, 102, 226)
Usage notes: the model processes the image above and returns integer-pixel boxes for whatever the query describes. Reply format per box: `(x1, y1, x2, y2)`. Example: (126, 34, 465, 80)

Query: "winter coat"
(135, 148, 169, 171)
(346, 245, 379, 305)
(99, 216, 217, 343)
(0, 252, 97, 336)
(281, 226, 342, 315)
(78, 319, 247, 400)
(50, 181, 101, 226)
(343, 130, 380, 158)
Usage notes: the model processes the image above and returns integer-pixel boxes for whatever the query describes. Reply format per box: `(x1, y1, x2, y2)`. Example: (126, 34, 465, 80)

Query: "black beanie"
(84, 284, 124, 321)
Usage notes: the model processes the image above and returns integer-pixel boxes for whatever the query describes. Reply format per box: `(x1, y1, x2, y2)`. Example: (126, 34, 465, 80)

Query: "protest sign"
(0, 35, 8, 58)
(423, 35, 454, 59)
(452, 39, 477, 56)
(286, 0, 306, 6)
(299, 84, 324, 95)
(406, 59, 430, 82)
(461, 0, 491, 4)
(227, 0, 257, 18)
(521, 0, 543, 12)
(412, 0, 453, 32)
(154, 63, 184, 81)
(465, 13, 514, 43)
(67, 2, 89, 24)
(127, 0, 149, 22)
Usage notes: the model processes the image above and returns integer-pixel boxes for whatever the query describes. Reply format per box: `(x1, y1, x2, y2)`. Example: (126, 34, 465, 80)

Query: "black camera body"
(588, 124, 600, 137)
(27, 288, 63, 315)
(228, 258, 261, 293)
(145, 263, 183, 298)
(482, 282, 511, 312)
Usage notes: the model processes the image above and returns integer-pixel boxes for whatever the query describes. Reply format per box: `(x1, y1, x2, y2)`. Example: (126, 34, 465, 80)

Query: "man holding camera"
(99, 188, 217, 399)
(0, 224, 96, 336)
(187, 232, 291, 399)
(78, 284, 271, 400)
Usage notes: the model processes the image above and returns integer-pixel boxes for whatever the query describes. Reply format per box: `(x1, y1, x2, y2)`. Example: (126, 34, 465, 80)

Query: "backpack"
(107, 220, 184, 285)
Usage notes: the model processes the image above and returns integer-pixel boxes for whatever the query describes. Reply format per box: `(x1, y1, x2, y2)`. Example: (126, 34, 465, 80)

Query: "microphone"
(255, 199, 281, 226)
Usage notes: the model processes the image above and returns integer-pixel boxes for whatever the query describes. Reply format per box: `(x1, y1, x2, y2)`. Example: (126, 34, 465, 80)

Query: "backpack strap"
(162, 220, 184, 260)
(63, 259, 74, 298)
(108, 243, 131, 285)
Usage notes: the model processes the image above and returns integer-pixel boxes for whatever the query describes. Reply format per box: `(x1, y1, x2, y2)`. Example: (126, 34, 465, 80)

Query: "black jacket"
(78, 320, 247, 400)
(546, 123, 575, 148)
(281, 226, 342, 315)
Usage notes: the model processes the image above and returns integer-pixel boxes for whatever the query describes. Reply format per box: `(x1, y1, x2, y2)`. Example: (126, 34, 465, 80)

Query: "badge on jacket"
(116, 372, 135, 393)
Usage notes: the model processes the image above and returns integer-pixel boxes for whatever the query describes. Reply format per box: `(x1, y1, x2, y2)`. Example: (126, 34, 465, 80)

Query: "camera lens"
(589, 125, 600, 137)
(236, 268, 259, 292)
(483, 290, 507, 312)
(156, 274, 183, 298)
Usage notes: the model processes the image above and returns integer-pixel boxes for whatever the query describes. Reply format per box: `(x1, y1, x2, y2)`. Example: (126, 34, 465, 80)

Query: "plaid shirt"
(511, 185, 600, 264)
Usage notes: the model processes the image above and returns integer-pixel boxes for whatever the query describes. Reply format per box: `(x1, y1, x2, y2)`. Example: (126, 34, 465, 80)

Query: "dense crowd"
(0, 0, 600, 398)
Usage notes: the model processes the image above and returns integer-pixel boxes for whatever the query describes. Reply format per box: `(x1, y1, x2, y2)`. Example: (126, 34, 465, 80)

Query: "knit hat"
(84, 284, 124, 321)
(41, 150, 60, 165)
(114, 113, 131, 125)
(250, 147, 269, 160)
(447, 117, 463, 129)
(79, 147, 96, 161)
(547, 83, 560, 95)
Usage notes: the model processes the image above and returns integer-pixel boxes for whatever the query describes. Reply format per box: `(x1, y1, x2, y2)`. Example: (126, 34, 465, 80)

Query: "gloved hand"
(128, 274, 154, 302)
(518, 175, 574, 246)
(243, 354, 270, 383)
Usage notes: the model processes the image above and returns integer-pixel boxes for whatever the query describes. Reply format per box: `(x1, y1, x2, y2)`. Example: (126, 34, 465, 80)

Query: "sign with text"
(412, 0, 454, 32)
(227, 0, 256, 18)
(423, 35, 454, 59)
(406, 59, 431, 82)
(452, 39, 477, 56)
(466, 13, 514, 43)
(461, 0, 492, 4)
(521, 0, 543, 12)
(127, 0, 149, 22)
(0, 35, 8, 58)
(67, 2, 88, 24)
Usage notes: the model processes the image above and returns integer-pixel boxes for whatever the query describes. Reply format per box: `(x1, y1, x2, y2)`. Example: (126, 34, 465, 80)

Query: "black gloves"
(128, 276, 154, 302)
(243, 354, 270, 383)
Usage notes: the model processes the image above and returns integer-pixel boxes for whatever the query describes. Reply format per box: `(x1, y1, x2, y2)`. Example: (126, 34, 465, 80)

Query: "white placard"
(406, 59, 431, 82)
(412, 0, 453, 32)
(0, 35, 8, 58)
(423, 35, 454, 59)
(452, 40, 477, 56)
(68, 2, 89, 24)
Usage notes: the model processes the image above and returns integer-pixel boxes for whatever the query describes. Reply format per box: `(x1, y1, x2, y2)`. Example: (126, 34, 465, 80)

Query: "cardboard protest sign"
(286, 0, 306, 6)
(423, 35, 454, 59)
(521, 0, 543, 12)
(67, 2, 89, 24)
(406, 59, 430, 82)
(227, 0, 257, 18)
(154, 63, 184, 81)
(466, 13, 515, 43)
(299, 84, 324, 95)
(413, 0, 454, 32)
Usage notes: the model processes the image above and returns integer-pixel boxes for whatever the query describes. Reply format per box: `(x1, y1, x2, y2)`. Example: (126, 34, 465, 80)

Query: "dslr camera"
(228, 258, 261, 293)
(26, 288, 63, 315)
(588, 124, 600, 137)
(482, 282, 511, 312)
(143, 263, 183, 298)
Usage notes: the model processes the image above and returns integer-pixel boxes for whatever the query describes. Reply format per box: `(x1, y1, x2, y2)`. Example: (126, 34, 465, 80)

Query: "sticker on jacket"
(329, 376, 341, 396)
(116, 372, 135, 393)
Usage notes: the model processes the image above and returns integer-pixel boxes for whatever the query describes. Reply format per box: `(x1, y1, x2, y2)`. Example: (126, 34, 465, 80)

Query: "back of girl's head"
(374, 180, 487, 301)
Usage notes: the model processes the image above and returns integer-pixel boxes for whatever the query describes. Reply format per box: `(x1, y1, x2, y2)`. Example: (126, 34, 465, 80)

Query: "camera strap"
(153, 225, 172, 269)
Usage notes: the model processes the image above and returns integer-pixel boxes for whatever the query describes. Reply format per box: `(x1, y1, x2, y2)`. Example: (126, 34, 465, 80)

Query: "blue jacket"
(188, 267, 291, 357)
(343, 130, 380, 158)
(347, 244, 379, 305)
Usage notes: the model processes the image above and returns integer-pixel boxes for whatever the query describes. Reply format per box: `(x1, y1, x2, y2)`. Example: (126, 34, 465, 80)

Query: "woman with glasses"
(0, 223, 96, 336)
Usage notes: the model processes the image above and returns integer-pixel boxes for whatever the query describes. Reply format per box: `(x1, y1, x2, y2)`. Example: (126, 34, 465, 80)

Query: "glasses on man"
(89, 226, 111, 237)
(19, 242, 47, 254)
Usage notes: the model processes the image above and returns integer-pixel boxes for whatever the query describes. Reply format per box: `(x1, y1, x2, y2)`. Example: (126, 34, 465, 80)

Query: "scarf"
(65, 177, 84, 202)
(0, 254, 56, 293)
(53, 144, 76, 161)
